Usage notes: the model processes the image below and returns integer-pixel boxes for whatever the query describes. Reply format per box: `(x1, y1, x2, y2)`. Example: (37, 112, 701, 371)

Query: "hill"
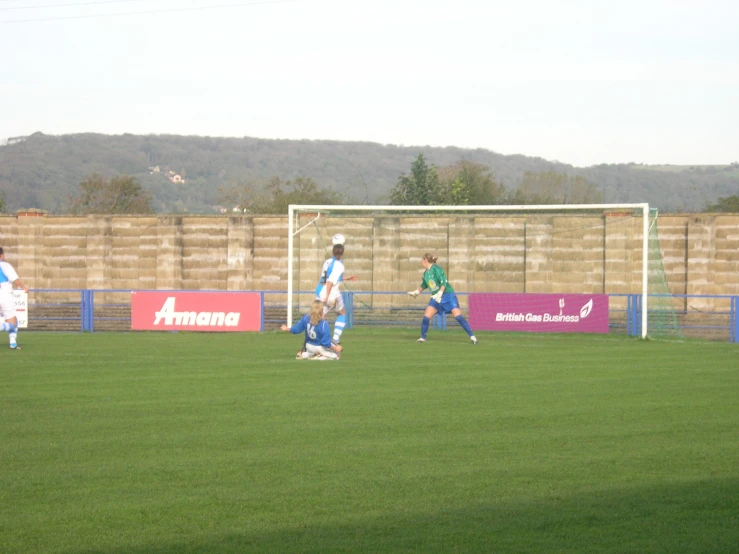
(1, 132, 737, 213)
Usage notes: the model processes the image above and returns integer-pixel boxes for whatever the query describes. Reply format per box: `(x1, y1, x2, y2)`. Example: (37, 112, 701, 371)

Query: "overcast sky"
(1, 0, 737, 167)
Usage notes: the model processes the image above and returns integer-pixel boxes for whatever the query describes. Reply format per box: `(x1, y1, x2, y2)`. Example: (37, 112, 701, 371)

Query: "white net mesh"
(288, 205, 675, 338)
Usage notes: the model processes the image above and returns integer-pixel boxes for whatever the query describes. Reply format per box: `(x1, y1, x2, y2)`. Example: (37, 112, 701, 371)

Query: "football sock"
(421, 316, 430, 339)
(320, 348, 339, 360)
(455, 315, 473, 336)
(9, 331, 17, 345)
(0, 322, 16, 333)
(333, 314, 346, 342)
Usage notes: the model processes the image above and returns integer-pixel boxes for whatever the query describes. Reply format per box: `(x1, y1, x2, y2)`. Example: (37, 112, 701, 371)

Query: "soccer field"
(2, 330, 737, 553)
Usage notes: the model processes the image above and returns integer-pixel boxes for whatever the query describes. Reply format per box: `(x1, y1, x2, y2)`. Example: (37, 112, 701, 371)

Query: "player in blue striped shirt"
(0, 247, 29, 350)
(315, 243, 356, 345)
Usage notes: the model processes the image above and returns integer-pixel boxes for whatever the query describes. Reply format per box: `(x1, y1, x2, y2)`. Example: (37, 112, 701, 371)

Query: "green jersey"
(421, 264, 454, 295)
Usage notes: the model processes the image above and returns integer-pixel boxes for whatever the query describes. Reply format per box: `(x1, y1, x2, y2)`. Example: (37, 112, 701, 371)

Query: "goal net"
(287, 204, 680, 339)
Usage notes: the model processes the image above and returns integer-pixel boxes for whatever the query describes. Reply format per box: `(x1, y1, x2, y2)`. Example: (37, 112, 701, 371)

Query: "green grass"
(1, 330, 737, 553)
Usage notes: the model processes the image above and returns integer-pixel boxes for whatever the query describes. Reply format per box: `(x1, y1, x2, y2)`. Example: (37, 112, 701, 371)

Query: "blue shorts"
(429, 292, 460, 315)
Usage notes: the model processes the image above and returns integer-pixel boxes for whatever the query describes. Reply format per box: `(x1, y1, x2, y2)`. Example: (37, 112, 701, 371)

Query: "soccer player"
(281, 300, 342, 360)
(315, 243, 356, 345)
(408, 253, 477, 344)
(0, 247, 30, 350)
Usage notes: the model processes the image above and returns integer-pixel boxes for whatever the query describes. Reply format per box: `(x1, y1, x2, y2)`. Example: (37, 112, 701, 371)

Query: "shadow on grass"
(78, 477, 738, 554)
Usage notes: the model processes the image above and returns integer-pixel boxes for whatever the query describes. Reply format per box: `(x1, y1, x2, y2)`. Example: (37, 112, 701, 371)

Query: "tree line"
(388, 155, 603, 206)
(2, 132, 738, 213)
(61, 155, 739, 215)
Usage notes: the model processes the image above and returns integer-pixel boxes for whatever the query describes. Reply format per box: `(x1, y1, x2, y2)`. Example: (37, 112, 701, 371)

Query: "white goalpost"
(287, 203, 651, 338)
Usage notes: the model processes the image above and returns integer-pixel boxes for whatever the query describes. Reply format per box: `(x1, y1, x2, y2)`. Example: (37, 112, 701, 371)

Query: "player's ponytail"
(423, 253, 438, 265)
(310, 299, 324, 326)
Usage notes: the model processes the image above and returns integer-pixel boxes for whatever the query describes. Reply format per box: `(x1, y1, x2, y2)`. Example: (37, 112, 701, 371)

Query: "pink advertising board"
(132, 291, 263, 332)
(468, 293, 609, 334)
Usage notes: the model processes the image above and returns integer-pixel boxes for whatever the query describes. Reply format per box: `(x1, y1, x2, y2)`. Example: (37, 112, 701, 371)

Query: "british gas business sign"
(468, 293, 609, 334)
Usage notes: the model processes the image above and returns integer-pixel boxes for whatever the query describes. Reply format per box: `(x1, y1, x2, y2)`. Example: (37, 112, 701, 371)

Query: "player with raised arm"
(408, 253, 477, 344)
(316, 239, 356, 345)
(281, 300, 342, 360)
(0, 247, 30, 350)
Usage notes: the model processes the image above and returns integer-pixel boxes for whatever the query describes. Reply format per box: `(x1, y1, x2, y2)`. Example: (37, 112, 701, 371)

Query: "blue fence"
(24, 289, 739, 342)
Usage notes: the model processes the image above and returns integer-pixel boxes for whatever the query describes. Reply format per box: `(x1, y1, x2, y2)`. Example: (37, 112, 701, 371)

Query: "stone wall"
(1, 213, 738, 312)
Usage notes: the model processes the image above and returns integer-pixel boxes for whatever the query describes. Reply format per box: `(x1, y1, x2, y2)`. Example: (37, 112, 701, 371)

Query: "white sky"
(1, 0, 738, 167)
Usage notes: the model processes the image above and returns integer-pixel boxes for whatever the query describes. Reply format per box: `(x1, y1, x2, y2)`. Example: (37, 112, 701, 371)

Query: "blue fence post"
(80, 291, 86, 332)
(260, 292, 265, 332)
(80, 290, 93, 332)
(345, 292, 353, 329)
(433, 312, 446, 330)
(626, 294, 642, 337)
(731, 296, 737, 344)
(88, 290, 95, 332)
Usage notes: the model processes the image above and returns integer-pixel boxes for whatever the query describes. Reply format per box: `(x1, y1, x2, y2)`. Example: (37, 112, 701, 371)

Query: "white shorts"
(0, 292, 16, 320)
(305, 343, 339, 360)
(319, 292, 344, 314)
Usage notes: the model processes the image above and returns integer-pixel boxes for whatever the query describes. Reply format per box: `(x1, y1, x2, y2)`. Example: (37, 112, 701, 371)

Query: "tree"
(437, 161, 507, 205)
(704, 195, 739, 212)
(218, 176, 345, 214)
(510, 171, 603, 204)
(69, 173, 154, 214)
(390, 154, 443, 205)
(258, 176, 346, 214)
(217, 179, 266, 213)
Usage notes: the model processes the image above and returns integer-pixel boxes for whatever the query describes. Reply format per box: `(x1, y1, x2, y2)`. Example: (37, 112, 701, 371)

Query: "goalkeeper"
(407, 253, 477, 345)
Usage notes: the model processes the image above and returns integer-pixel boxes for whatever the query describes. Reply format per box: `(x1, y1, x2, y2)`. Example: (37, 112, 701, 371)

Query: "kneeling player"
(281, 300, 342, 360)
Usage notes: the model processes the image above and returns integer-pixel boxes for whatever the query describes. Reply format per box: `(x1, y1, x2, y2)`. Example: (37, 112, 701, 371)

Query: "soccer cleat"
(296, 350, 304, 360)
(10, 344, 21, 350)
(416, 337, 426, 343)
(470, 336, 478, 345)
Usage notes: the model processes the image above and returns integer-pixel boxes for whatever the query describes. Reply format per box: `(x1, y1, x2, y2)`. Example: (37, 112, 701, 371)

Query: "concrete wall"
(1, 213, 737, 310)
